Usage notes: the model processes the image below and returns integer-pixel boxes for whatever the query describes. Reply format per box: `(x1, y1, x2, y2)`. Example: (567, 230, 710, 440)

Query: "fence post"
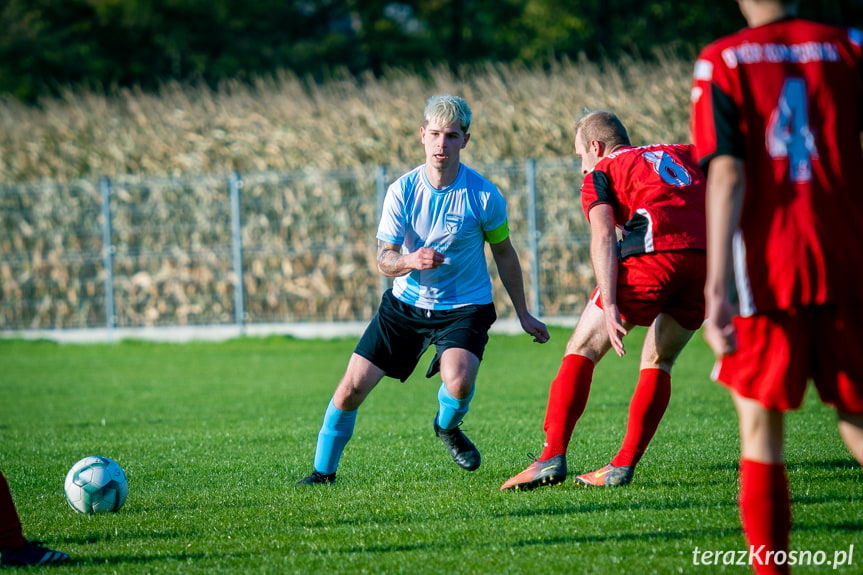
(525, 159, 541, 317)
(229, 172, 246, 334)
(99, 177, 116, 341)
(375, 165, 388, 296)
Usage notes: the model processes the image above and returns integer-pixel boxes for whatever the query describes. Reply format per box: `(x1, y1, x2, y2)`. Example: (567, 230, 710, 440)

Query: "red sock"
(611, 368, 671, 467)
(739, 460, 791, 575)
(540, 354, 594, 460)
(0, 470, 27, 549)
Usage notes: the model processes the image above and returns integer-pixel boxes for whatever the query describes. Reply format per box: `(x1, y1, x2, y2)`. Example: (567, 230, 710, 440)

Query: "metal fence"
(0, 159, 594, 336)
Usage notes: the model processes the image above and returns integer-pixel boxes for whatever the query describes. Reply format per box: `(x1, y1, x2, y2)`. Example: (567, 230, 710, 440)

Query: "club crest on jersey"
(445, 214, 463, 235)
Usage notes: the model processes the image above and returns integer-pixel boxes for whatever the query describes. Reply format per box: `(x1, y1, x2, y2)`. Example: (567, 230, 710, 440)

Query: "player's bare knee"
(443, 377, 475, 400)
(334, 379, 370, 409)
(639, 348, 674, 372)
(565, 333, 609, 361)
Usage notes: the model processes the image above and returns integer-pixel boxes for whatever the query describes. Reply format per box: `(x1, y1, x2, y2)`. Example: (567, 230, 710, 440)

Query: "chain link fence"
(0, 159, 593, 337)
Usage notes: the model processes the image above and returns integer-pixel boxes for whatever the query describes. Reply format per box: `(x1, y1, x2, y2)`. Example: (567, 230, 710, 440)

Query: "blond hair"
(424, 94, 471, 133)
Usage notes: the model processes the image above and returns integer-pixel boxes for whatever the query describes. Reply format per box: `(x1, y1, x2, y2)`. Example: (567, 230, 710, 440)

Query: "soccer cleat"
(0, 540, 70, 567)
(433, 417, 481, 471)
(296, 470, 336, 486)
(574, 463, 634, 487)
(500, 454, 567, 491)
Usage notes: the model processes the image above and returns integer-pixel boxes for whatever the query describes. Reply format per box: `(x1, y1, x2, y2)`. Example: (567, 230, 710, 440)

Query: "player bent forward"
(297, 94, 549, 486)
(501, 111, 707, 491)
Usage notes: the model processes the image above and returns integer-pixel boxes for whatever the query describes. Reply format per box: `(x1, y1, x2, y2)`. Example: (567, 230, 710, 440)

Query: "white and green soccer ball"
(64, 456, 128, 514)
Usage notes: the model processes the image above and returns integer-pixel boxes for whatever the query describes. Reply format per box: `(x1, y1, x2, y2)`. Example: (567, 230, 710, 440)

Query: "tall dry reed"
(0, 52, 693, 184)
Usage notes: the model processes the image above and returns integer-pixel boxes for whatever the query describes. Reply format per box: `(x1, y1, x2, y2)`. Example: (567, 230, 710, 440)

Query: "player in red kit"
(691, 1, 863, 573)
(501, 111, 707, 490)
(0, 469, 69, 567)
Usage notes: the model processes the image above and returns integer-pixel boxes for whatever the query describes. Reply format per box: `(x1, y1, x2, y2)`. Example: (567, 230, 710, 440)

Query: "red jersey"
(691, 18, 863, 314)
(581, 144, 706, 259)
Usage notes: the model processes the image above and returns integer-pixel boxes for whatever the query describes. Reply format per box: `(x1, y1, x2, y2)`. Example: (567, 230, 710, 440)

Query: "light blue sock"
(436, 382, 474, 430)
(313, 398, 357, 475)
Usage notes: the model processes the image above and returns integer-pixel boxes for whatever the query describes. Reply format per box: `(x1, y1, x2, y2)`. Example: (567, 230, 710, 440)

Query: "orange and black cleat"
(500, 454, 567, 491)
(574, 463, 634, 487)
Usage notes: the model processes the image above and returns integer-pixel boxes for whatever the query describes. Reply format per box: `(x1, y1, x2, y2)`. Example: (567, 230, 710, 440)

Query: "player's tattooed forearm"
(377, 241, 406, 275)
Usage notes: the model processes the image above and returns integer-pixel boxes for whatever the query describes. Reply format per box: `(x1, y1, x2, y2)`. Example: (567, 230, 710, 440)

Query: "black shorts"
(354, 290, 497, 382)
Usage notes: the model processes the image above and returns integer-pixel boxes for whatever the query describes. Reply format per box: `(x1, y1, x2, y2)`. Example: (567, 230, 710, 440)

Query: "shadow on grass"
(506, 526, 730, 548)
(791, 493, 863, 506)
(332, 542, 443, 555)
(497, 490, 862, 521)
(506, 519, 863, 550)
(60, 529, 197, 545)
(795, 519, 863, 532)
(704, 462, 739, 472)
(788, 459, 860, 471)
(295, 489, 739, 530)
(330, 526, 734, 555)
(64, 551, 236, 567)
(706, 459, 860, 472)
(498, 496, 737, 519)
(327, 519, 863, 557)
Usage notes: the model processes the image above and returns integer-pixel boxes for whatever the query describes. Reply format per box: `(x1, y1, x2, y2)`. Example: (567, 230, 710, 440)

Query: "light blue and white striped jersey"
(377, 164, 509, 310)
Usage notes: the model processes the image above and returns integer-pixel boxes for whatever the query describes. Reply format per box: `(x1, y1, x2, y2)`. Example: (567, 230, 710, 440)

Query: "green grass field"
(1, 327, 860, 573)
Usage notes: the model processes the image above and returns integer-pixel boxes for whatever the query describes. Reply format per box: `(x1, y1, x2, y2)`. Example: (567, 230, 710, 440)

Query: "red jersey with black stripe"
(580, 144, 707, 259)
(690, 18, 863, 314)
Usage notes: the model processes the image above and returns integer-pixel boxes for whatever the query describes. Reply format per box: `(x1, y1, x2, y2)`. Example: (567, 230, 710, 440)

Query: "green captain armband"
(484, 221, 510, 244)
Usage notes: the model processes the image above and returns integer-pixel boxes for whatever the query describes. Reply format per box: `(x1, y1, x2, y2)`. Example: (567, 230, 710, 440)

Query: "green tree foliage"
(1, 0, 861, 101)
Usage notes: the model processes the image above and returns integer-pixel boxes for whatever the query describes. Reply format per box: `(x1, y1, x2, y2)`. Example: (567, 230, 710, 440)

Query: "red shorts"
(591, 250, 706, 330)
(713, 305, 863, 413)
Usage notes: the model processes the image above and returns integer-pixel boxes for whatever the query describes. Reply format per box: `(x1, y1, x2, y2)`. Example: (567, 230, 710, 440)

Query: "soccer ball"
(64, 456, 128, 514)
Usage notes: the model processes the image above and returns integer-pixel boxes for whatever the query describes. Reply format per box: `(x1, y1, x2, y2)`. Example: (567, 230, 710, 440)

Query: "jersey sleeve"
(376, 181, 406, 245)
(580, 170, 614, 222)
(484, 221, 509, 244)
(482, 185, 509, 242)
(690, 45, 746, 172)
